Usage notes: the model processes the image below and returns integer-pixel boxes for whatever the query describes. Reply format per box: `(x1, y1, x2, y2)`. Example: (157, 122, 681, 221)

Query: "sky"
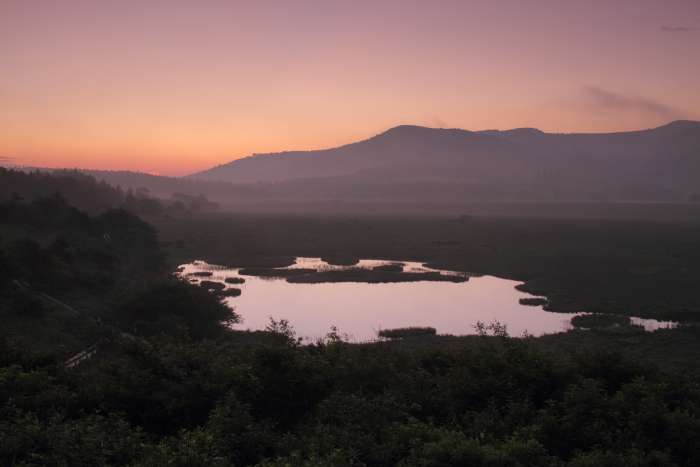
(1, 1, 699, 176)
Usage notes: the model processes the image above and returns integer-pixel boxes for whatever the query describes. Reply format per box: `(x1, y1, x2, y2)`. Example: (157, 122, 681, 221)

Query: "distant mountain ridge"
(15, 121, 700, 204)
(186, 121, 700, 197)
(187, 125, 543, 183)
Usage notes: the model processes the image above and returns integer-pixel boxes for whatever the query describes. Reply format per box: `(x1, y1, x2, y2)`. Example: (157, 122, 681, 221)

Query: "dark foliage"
(238, 268, 316, 277)
(225, 276, 245, 284)
(571, 313, 631, 328)
(0, 168, 124, 212)
(190, 271, 213, 277)
(519, 297, 548, 306)
(0, 193, 174, 352)
(2, 327, 700, 466)
(116, 276, 241, 339)
(219, 287, 242, 297)
(200, 280, 225, 291)
(372, 264, 404, 272)
(378, 327, 437, 339)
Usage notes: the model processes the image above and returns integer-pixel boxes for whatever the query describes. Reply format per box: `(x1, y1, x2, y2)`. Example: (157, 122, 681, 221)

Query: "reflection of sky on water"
(179, 258, 676, 342)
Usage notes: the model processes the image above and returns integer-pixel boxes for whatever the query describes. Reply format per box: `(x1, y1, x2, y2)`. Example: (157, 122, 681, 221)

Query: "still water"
(178, 258, 676, 342)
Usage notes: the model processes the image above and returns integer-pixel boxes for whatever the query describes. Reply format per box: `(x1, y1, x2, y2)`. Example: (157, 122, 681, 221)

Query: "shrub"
(116, 276, 240, 339)
(378, 327, 437, 339)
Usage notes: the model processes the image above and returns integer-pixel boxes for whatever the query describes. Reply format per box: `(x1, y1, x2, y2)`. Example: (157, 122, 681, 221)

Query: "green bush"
(1, 321, 700, 465)
(116, 276, 240, 339)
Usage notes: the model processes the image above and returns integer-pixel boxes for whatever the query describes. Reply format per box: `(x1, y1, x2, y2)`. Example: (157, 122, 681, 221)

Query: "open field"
(151, 205, 700, 322)
(213, 199, 700, 219)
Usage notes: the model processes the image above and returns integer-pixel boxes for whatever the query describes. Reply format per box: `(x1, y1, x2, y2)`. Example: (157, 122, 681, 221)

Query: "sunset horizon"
(2, 1, 699, 176)
(4, 118, 697, 177)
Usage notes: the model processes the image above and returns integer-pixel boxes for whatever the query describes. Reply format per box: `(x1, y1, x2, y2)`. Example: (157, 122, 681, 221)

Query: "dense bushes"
(2, 326, 700, 466)
(0, 168, 124, 213)
(116, 276, 241, 339)
(0, 201, 165, 294)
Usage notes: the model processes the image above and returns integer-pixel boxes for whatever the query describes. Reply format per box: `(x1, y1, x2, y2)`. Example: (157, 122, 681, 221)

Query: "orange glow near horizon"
(2, 1, 699, 176)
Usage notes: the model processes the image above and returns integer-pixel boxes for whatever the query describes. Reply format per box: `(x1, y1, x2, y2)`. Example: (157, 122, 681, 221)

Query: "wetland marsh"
(180, 257, 677, 341)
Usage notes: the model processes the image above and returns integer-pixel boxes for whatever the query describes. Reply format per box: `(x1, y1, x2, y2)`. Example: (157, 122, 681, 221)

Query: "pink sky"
(1, 1, 699, 176)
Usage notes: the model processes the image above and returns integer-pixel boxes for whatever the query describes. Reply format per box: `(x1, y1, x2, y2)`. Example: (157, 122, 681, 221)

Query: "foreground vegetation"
(0, 190, 239, 349)
(3, 171, 700, 465)
(3, 323, 700, 466)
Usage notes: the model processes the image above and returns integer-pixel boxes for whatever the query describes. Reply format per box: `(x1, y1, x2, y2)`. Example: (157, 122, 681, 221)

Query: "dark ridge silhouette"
(188, 125, 540, 183)
(479, 120, 700, 159)
(11, 120, 700, 204)
(184, 120, 700, 202)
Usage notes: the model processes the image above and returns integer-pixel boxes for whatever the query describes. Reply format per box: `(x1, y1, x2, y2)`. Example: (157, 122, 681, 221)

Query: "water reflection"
(630, 317, 679, 331)
(178, 258, 677, 342)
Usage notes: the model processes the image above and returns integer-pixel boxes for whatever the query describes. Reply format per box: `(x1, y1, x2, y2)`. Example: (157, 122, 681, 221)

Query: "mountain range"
(14, 121, 700, 204)
(184, 120, 700, 202)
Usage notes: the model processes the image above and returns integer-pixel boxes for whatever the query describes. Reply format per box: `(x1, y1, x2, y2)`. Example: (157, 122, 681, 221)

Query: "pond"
(178, 258, 677, 342)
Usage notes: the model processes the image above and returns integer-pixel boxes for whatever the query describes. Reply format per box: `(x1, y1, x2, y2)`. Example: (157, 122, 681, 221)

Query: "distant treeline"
(0, 168, 124, 212)
(12, 166, 700, 204)
(77, 168, 700, 203)
(64, 168, 268, 200)
(2, 168, 221, 216)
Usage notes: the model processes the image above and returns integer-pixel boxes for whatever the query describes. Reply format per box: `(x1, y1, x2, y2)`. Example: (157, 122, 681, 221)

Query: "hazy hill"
(186, 120, 700, 202)
(188, 126, 545, 183)
(12, 121, 700, 204)
(479, 120, 700, 160)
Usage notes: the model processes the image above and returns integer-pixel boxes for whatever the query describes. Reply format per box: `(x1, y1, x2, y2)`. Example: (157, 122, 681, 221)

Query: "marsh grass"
(224, 277, 245, 284)
(238, 268, 316, 277)
(629, 267, 667, 276)
(571, 313, 631, 329)
(372, 264, 403, 272)
(431, 239, 463, 245)
(188, 271, 213, 277)
(218, 288, 241, 297)
(519, 297, 548, 306)
(287, 268, 468, 284)
(199, 280, 225, 291)
(223, 256, 297, 268)
(321, 257, 359, 266)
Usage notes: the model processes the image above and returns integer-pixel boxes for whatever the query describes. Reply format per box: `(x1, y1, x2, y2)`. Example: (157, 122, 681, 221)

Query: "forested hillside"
(0, 168, 125, 213)
(0, 177, 239, 349)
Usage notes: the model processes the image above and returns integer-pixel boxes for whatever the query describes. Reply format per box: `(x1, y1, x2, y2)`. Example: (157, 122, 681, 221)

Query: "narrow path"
(12, 280, 137, 366)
